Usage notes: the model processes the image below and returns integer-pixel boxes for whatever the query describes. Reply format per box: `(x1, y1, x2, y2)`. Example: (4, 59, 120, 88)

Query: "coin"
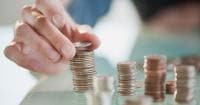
(165, 80, 176, 94)
(73, 42, 92, 48)
(70, 42, 96, 92)
(117, 61, 137, 96)
(144, 55, 167, 102)
(175, 65, 196, 78)
(174, 65, 196, 103)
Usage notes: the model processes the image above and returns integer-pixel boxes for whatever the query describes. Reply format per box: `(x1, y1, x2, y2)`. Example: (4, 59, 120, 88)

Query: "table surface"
(20, 68, 200, 105)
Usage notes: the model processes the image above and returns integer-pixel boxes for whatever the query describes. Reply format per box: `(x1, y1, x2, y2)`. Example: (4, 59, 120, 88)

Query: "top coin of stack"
(174, 65, 196, 103)
(70, 42, 96, 92)
(143, 55, 167, 102)
(117, 61, 137, 96)
(124, 95, 153, 105)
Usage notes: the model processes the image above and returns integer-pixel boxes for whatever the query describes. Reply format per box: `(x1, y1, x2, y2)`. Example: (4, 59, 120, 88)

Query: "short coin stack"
(165, 80, 176, 94)
(93, 75, 115, 94)
(174, 65, 196, 103)
(117, 61, 137, 96)
(70, 42, 96, 92)
(86, 75, 115, 105)
(143, 55, 167, 102)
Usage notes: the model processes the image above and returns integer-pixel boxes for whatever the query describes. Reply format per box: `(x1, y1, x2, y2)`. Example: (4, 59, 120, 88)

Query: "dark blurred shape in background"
(133, 0, 200, 22)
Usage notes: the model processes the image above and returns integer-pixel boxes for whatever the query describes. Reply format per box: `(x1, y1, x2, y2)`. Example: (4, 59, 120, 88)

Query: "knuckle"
(34, 16, 48, 28)
(15, 22, 29, 35)
(35, 40, 48, 51)
(52, 36, 64, 48)
(16, 55, 37, 71)
(16, 59, 33, 71)
(21, 5, 31, 14)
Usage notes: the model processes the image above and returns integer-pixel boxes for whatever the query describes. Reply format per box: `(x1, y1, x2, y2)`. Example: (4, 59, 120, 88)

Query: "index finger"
(35, 0, 75, 33)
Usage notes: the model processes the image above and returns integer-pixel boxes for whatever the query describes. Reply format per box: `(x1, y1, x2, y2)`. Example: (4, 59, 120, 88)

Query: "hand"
(4, 0, 100, 75)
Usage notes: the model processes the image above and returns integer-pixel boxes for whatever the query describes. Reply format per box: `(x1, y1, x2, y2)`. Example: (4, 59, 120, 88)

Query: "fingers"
(78, 32, 101, 50)
(4, 42, 42, 72)
(72, 25, 101, 50)
(4, 42, 66, 75)
(14, 22, 61, 62)
(35, 0, 75, 32)
(21, 6, 76, 59)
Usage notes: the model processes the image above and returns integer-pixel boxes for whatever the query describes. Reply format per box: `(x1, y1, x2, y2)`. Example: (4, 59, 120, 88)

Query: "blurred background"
(0, 0, 33, 25)
(0, 0, 200, 105)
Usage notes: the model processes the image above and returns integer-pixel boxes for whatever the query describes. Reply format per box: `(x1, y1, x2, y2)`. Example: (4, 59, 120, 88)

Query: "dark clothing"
(68, 0, 112, 27)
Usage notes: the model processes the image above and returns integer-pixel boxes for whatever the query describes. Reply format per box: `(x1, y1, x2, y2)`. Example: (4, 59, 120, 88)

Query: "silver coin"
(73, 42, 92, 48)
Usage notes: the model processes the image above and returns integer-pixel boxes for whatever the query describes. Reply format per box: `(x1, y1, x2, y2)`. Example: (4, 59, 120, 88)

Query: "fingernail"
(52, 14, 65, 28)
(61, 45, 75, 59)
(48, 50, 61, 62)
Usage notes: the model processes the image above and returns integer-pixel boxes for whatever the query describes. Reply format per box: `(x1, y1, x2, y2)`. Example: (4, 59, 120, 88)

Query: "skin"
(4, 0, 100, 75)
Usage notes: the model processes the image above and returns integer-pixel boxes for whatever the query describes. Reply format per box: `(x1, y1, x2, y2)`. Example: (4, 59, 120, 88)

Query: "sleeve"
(67, 0, 112, 27)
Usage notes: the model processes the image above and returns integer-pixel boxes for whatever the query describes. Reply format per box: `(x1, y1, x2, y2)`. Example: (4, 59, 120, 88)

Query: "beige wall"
(0, 0, 33, 25)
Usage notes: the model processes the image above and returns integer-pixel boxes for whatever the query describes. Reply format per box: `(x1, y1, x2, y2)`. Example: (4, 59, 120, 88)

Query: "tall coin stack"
(174, 65, 196, 103)
(143, 55, 167, 102)
(70, 42, 96, 92)
(117, 61, 137, 96)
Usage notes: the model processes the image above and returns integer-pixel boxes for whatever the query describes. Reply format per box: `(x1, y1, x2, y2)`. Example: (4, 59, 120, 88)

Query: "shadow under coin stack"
(174, 65, 196, 104)
(123, 95, 153, 105)
(143, 55, 167, 102)
(117, 61, 137, 96)
(70, 42, 96, 92)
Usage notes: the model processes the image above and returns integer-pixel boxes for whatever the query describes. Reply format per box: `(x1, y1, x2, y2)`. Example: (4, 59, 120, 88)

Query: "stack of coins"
(165, 80, 176, 94)
(174, 65, 196, 103)
(93, 75, 115, 93)
(117, 61, 137, 96)
(86, 75, 115, 105)
(143, 55, 167, 102)
(70, 42, 96, 92)
(181, 55, 200, 72)
(124, 95, 153, 105)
